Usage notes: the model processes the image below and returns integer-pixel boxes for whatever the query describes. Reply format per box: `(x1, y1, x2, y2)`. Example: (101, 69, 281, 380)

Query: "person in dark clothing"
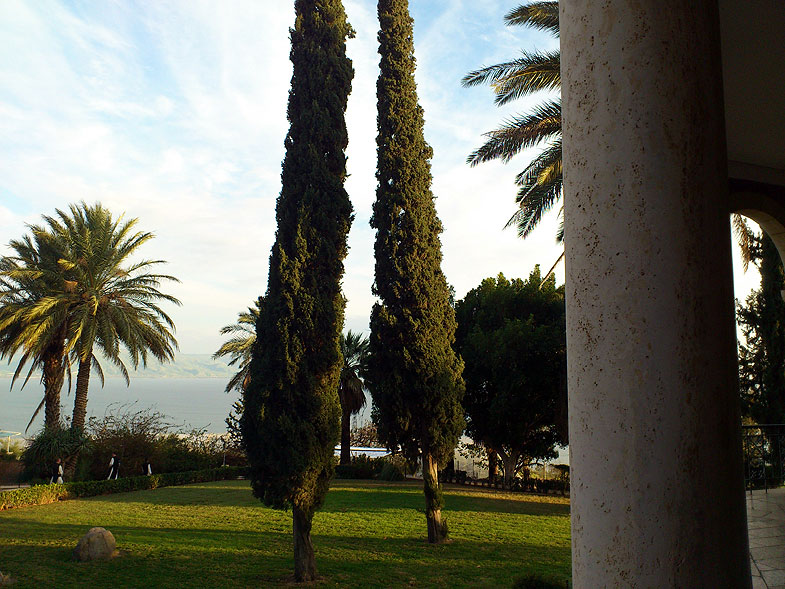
(107, 453, 120, 480)
(50, 457, 63, 484)
(143, 458, 152, 476)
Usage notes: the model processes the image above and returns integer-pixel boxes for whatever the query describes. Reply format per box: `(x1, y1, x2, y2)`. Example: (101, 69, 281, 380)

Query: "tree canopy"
(454, 268, 566, 487)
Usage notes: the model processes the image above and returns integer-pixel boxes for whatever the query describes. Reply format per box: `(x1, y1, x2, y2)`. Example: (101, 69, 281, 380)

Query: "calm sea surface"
(0, 377, 238, 436)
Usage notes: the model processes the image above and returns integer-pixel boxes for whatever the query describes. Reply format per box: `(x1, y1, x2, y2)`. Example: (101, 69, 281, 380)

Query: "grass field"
(0, 479, 570, 588)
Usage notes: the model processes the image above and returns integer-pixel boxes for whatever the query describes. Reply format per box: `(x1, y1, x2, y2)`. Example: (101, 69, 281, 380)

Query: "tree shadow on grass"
(0, 520, 570, 589)
(303, 533, 571, 588)
(1, 520, 295, 588)
(322, 485, 570, 517)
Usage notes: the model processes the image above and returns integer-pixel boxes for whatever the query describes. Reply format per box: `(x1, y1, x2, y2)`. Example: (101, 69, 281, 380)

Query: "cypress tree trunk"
(423, 451, 448, 543)
(71, 355, 92, 432)
(340, 406, 352, 465)
(293, 505, 317, 582)
(367, 0, 465, 545)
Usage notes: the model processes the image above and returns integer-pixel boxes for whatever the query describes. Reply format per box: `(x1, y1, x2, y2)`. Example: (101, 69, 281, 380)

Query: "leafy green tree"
(0, 225, 74, 430)
(50, 203, 179, 433)
(338, 330, 368, 465)
(454, 269, 565, 488)
(463, 2, 562, 240)
(241, 0, 354, 581)
(738, 234, 785, 425)
(367, 0, 465, 545)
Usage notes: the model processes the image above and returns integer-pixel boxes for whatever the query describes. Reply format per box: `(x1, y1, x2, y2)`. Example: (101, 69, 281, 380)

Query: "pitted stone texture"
(73, 527, 118, 561)
(561, 0, 750, 586)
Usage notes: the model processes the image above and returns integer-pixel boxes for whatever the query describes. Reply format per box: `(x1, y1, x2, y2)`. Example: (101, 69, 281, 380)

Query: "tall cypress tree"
(738, 234, 785, 425)
(241, 0, 353, 581)
(367, 0, 465, 545)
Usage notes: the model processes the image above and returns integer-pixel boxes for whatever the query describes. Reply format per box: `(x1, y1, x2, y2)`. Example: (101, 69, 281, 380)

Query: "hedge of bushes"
(0, 465, 248, 511)
(440, 471, 569, 495)
(334, 454, 411, 481)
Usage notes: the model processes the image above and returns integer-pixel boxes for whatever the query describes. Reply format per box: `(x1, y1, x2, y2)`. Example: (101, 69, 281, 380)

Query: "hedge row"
(0, 466, 248, 510)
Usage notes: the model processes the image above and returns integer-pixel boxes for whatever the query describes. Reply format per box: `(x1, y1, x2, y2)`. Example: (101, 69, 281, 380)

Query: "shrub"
(334, 454, 414, 480)
(0, 466, 248, 510)
(83, 404, 180, 480)
(21, 427, 90, 481)
(378, 461, 405, 481)
(334, 454, 386, 479)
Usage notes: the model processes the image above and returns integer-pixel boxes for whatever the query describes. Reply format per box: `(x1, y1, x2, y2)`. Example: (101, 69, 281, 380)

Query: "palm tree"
(48, 202, 181, 432)
(338, 330, 368, 465)
(213, 300, 260, 394)
(0, 230, 72, 430)
(213, 299, 261, 445)
(463, 2, 562, 241)
(464, 1, 754, 265)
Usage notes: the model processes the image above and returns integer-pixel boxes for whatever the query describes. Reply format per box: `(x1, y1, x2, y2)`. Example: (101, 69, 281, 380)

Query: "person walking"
(143, 458, 152, 476)
(107, 452, 120, 480)
(50, 457, 64, 484)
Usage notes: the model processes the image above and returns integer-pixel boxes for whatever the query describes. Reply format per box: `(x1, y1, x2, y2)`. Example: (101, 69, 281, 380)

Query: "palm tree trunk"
(340, 406, 352, 465)
(42, 324, 67, 430)
(71, 355, 92, 432)
(292, 504, 317, 582)
(423, 451, 448, 544)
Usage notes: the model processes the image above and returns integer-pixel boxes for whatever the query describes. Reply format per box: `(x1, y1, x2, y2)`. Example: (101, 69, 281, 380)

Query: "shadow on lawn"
(1, 518, 570, 588)
(322, 485, 570, 517)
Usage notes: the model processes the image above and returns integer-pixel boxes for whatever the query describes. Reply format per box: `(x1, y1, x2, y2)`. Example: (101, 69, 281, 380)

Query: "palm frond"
(338, 330, 369, 416)
(732, 213, 754, 272)
(468, 100, 561, 165)
(214, 299, 261, 393)
(506, 139, 563, 238)
(25, 396, 46, 433)
(505, 2, 559, 35)
(462, 51, 559, 105)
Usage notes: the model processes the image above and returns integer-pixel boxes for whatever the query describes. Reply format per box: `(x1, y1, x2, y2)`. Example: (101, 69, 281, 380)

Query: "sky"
(0, 0, 759, 356)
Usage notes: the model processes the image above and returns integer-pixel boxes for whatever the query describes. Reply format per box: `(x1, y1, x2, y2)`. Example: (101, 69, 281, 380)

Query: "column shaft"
(560, 1, 750, 585)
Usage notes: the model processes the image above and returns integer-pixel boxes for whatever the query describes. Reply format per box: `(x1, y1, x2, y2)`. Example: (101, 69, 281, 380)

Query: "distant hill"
(0, 354, 236, 380)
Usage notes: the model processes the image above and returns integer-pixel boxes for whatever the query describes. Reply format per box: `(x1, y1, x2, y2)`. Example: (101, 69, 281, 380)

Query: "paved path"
(0, 485, 27, 492)
(749, 487, 785, 588)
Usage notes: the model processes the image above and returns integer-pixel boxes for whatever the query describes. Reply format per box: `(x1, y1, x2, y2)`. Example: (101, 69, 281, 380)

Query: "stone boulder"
(72, 527, 118, 561)
(0, 570, 17, 585)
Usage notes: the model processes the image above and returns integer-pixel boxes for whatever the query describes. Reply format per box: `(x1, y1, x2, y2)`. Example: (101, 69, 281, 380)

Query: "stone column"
(560, 1, 750, 587)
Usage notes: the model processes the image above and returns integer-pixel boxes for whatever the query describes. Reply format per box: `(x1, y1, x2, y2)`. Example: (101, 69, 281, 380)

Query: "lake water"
(0, 377, 239, 437)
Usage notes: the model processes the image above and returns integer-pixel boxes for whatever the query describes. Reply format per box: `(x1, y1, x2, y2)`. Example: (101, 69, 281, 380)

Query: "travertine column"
(560, 1, 750, 586)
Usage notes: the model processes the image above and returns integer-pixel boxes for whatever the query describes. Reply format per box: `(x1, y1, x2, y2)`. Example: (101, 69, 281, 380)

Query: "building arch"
(731, 179, 785, 267)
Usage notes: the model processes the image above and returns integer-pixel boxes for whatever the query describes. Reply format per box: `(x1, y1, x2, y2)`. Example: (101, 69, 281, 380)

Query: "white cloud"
(3, 0, 750, 361)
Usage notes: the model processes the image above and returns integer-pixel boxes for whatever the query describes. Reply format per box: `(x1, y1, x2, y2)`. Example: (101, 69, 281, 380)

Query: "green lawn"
(0, 479, 570, 588)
